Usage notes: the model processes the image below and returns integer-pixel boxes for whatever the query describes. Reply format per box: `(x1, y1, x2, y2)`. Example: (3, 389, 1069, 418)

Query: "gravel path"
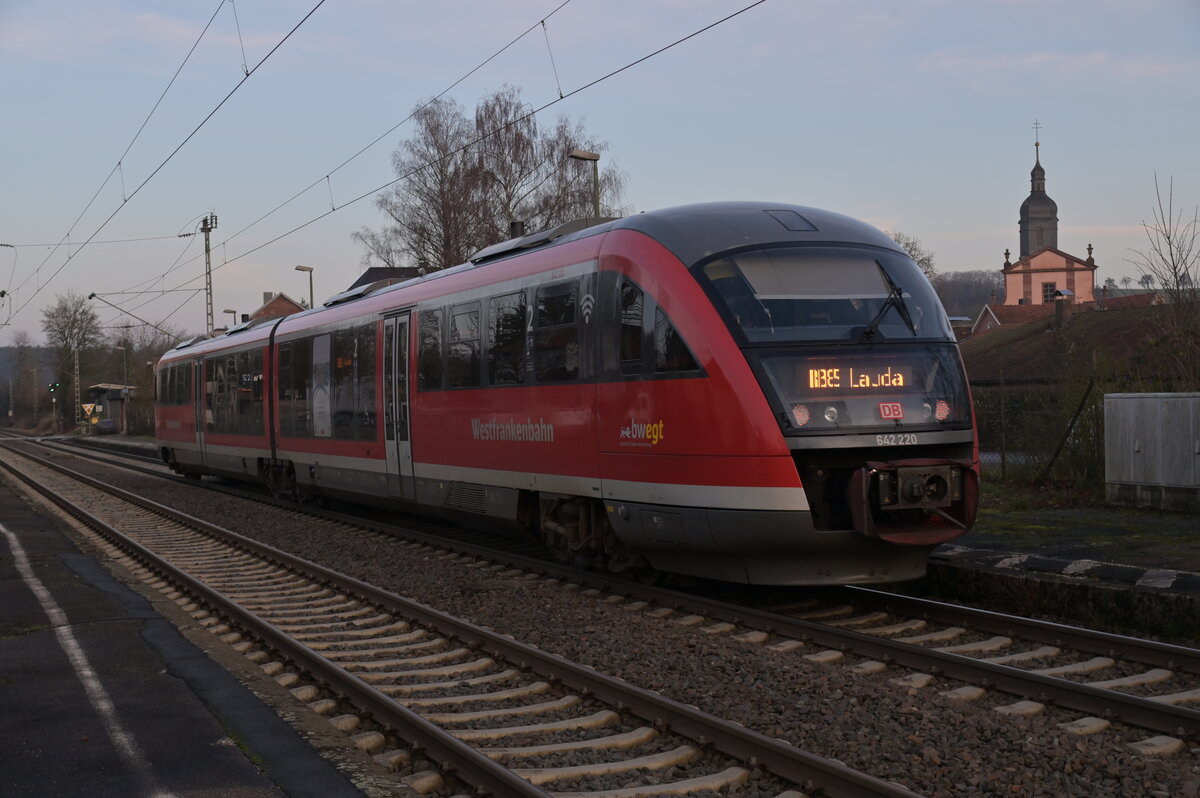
(55, 457, 1200, 798)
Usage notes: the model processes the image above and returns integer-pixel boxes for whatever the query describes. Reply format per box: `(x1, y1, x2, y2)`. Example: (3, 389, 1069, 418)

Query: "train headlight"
(823, 406, 839, 423)
(922, 401, 933, 420)
(790, 404, 810, 427)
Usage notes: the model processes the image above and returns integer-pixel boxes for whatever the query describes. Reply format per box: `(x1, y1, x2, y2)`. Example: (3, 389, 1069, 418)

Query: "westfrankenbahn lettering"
(470, 417, 556, 443)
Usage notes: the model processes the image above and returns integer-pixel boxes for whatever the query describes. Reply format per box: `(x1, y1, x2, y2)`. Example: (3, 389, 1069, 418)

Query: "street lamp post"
(114, 345, 128, 434)
(295, 265, 314, 308)
(568, 149, 601, 219)
(223, 308, 237, 329)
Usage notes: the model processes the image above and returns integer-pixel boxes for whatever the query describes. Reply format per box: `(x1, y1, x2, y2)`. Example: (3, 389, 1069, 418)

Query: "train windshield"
(699, 246, 953, 344)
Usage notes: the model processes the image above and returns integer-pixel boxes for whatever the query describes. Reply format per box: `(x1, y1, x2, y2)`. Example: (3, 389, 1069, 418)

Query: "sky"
(2, 0, 1198, 344)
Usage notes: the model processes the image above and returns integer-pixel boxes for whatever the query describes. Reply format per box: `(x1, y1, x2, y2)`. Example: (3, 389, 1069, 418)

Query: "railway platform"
(932, 504, 1200, 595)
(0, 478, 365, 798)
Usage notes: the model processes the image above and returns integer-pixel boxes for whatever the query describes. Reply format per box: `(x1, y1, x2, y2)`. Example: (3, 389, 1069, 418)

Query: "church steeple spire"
(1019, 120, 1058, 257)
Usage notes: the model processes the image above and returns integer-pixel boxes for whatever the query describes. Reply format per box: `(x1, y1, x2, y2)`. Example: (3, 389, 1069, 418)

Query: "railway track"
(12, 438, 1199, 774)
(0, 441, 923, 798)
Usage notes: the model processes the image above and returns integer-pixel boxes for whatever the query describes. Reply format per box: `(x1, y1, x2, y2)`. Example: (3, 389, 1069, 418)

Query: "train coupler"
(848, 458, 978, 545)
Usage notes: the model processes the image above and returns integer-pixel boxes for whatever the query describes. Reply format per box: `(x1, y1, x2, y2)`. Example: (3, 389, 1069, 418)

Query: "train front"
(696, 211, 977, 580)
(615, 204, 978, 584)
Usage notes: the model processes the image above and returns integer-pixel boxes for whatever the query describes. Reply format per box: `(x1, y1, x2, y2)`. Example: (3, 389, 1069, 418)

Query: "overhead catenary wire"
(203, 0, 577, 266)
(89, 291, 195, 342)
(14, 0, 227, 300)
(100, 0, 581, 322)
(230, 0, 251, 76)
(166, 0, 771, 291)
(542, 20, 565, 99)
(15, 0, 767, 335)
(2, 234, 205, 248)
(99, 221, 207, 332)
(107, 222, 205, 315)
(5, 0, 330, 326)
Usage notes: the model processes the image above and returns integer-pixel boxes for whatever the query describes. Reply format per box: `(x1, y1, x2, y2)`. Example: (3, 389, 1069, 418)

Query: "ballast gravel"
(74, 465, 1200, 798)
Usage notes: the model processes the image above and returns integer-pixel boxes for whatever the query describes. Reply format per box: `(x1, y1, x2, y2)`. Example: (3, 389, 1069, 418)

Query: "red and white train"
(155, 202, 978, 585)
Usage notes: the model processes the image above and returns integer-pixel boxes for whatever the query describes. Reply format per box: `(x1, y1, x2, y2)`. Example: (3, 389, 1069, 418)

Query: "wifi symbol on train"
(580, 293, 595, 323)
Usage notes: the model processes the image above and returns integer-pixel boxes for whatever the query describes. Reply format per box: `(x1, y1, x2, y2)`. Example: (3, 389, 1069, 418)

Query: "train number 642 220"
(876, 433, 917, 446)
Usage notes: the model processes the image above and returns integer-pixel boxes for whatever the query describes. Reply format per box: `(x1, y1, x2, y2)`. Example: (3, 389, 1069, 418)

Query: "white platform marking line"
(1062, 559, 1102, 576)
(2, 525, 177, 798)
(1135, 569, 1178, 589)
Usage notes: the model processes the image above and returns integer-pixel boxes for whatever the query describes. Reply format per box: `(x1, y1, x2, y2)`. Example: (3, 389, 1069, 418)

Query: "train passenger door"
(383, 313, 415, 501)
(193, 357, 207, 466)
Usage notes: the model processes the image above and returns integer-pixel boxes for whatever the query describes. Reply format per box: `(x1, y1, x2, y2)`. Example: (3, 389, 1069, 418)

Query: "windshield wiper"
(858, 261, 917, 341)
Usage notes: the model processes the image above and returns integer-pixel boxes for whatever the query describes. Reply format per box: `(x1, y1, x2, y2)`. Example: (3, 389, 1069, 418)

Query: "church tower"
(1018, 139, 1058, 256)
(999, 123, 1096, 308)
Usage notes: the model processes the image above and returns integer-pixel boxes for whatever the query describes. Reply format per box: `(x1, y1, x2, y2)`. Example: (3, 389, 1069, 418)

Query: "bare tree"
(354, 96, 488, 272)
(9, 329, 33, 419)
(886, 230, 937, 279)
(931, 270, 1005, 318)
(41, 290, 103, 425)
(1128, 174, 1200, 302)
(115, 322, 190, 434)
(355, 86, 626, 272)
(1127, 174, 1200, 388)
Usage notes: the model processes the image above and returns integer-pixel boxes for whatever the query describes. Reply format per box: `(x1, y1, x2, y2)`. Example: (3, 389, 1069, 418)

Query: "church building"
(999, 138, 1097, 307)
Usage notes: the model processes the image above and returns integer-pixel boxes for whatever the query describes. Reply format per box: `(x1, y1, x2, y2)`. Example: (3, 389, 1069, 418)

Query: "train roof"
(157, 202, 904, 365)
(466, 202, 904, 269)
(609, 202, 904, 267)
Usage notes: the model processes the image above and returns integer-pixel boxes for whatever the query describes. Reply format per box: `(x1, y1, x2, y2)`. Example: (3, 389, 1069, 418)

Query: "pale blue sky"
(2, 0, 1197, 340)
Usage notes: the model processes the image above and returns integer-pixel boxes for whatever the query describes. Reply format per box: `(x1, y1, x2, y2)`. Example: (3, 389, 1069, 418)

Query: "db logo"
(879, 402, 904, 420)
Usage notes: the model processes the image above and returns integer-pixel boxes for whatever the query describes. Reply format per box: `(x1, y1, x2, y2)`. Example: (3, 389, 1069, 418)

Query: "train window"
(204, 356, 227, 433)
(312, 334, 332, 437)
(448, 304, 480, 389)
(357, 325, 376, 440)
(331, 324, 377, 440)
(233, 349, 264, 435)
(620, 280, 643, 375)
(208, 353, 249, 435)
(489, 292, 527, 385)
(168, 365, 183, 405)
(534, 281, 578, 383)
(279, 338, 313, 437)
(203, 361, 213, 430)
(278, 342, 292, 433)
(159, 366, 183, 405)
(654, 307, 699, 373)
(699, 247, 953, 344)
(418, 308, 444, 391)
(332, 329, 354, 438)
(170, 364, 183, 405)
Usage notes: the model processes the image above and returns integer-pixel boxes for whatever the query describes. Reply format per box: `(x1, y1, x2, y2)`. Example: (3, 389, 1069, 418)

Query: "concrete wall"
(1105, 393, 1200, 510)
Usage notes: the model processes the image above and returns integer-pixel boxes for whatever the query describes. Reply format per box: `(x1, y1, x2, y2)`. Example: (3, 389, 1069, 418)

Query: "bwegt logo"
(619, 418, 665, 446)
